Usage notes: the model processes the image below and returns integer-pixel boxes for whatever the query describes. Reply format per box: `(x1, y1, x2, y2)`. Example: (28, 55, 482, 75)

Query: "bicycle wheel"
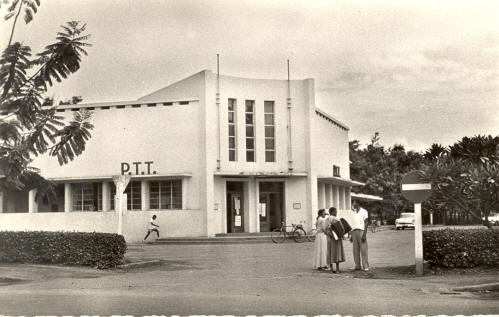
(271, 229, 285, 243)
(307, 228, 317, 242)
(293, 228, 307, 243)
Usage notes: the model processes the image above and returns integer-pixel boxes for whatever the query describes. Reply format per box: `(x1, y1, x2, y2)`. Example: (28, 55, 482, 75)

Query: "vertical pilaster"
(318, 182, 325, 210)
(182, 178, 188, 210)
(102, 182, 110, 211)
(338, 186, 345, 210)
(345, 187, 351, 210)
(141, 180, 149, 211)
(28, 189, 38, 213)
(64, 183, 72, 212)
(333, 185, 339, 209)
(325, 183, 333, 209)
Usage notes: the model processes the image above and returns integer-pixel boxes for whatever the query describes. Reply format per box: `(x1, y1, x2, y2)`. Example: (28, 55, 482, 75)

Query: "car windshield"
(400, 213, 414, 218)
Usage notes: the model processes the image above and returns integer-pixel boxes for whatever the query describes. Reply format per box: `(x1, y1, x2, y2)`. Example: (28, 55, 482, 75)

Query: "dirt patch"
(353, 265, 418, 279)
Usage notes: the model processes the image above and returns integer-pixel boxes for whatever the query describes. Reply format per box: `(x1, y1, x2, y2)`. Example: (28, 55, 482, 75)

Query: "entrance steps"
(154, 233, 274, 245)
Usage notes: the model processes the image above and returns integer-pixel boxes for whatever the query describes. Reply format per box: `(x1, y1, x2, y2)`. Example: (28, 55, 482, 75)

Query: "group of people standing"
(313, 201, 370, 273)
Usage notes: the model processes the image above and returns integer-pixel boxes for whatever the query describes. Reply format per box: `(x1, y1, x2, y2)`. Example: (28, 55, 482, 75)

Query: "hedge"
(423, 228, 499, 268)
(0, 231, 127, 269)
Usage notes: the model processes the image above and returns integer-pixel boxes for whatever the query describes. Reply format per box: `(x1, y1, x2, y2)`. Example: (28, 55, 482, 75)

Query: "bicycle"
(271, 222, 307, 243)
(307, 227, 318, 242)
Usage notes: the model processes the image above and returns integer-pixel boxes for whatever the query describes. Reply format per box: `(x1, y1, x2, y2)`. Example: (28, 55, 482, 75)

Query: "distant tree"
(422, 135, 499, 227)
(349, 133, 424, 222)
(0, 8, 93, 199)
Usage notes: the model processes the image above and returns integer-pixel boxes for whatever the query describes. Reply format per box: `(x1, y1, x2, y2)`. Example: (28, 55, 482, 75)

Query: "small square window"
(245, 100, 254, 112)
(265, 138, 275, 150)
(246, 138, 254, 149)
(265, 151, 275, 162)
(246, 151, 255, 162)
(245, 113, 253, 124)
(229, 149, 236, 161)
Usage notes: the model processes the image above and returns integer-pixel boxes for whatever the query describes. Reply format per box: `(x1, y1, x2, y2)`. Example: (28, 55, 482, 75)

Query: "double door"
(259, 182, 284, 232)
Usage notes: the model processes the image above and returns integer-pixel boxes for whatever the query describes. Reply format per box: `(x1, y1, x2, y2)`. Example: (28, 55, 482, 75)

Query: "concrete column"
(333, 185, 339, 209)
(247, 178, 257, 233)
(325, 183, 333, 209)
(141, 180, 149, 211)
(102, 182, 111, 211)
(0, 191, 4, 213)
(338, 186, 345, 210)
(64, 183, 72, 212)
(345, 187, 351, 210)
(318, 182, 325, 210)
(182, 178, 188, 210)
(28, 189, 38, 213)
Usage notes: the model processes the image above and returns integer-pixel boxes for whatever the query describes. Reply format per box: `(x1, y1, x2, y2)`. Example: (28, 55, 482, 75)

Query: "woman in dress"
(325, 207, 345, 273)
(313, 209, 329, 270)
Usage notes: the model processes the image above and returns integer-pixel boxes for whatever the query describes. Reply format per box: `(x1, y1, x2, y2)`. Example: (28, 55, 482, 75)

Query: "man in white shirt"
(143, 215, 160, 241)
(350, 201, 369, 271)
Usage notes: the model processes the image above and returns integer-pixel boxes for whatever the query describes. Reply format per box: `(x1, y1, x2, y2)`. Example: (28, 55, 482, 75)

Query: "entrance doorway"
(226, 181, 244, 233)
(259, 182, 284, 232)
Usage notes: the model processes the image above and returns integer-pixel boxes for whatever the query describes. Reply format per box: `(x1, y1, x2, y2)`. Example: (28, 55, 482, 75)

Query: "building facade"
(0, 70, 361, 242)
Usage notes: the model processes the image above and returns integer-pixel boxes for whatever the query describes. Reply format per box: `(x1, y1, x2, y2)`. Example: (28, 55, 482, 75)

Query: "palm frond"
(49, 109, 94, 165)
(33, 21, 91, 90)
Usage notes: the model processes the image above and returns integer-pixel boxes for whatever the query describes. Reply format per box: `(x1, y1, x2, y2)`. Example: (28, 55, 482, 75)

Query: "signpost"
(401, 170, 432, 276)
(113, 175, 131, 235)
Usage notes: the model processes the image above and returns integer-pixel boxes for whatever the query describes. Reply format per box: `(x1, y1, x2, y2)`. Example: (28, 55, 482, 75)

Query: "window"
(245, 100, 255, 162)
(264, 101, 276, 162)
(333, 165, 341, 177)
(228, 98, 237, 161)
(72, 183, 102, 211)
(149, 180, 182, 209)
(110, 181, 141, 211)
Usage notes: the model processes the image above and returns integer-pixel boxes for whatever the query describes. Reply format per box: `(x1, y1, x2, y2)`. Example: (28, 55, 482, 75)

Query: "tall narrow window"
(228, 98, 237, 161)
(111, 182, 141, 211)
(125, 181, 142, 210)
(245, 100, 255, 162)
(264, 100, 276, 162)
(149, 180, 182, 209)
(72, 182, 102, 211)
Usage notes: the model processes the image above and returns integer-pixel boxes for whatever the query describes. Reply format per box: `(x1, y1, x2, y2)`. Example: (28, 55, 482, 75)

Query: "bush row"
(423, 228, 499, 268)
(0, 231, 127, 269)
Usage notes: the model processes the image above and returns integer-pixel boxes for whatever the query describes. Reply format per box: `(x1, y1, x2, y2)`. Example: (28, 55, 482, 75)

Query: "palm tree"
(0, 20, 93, 199)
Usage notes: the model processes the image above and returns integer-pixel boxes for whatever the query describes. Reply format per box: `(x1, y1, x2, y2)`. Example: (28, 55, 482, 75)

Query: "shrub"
(0, 231, 127, 269)
(423, 228, 499, 268)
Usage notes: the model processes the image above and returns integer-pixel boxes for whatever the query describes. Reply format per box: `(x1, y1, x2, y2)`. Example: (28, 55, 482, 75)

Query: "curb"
(117, 260, 162, 270)
(453, 282, 499, 292)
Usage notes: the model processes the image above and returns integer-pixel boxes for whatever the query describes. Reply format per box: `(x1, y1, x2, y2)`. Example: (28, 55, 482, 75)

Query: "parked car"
(483, 213, 499, 225)
(395, 213, 415, 230)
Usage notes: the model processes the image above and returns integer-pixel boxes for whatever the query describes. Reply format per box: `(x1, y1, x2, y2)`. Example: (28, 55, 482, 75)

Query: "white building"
(0, 70, 362, 242)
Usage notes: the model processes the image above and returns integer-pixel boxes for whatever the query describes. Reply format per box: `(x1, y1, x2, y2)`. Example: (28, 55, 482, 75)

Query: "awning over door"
(317, 175, 364, 186)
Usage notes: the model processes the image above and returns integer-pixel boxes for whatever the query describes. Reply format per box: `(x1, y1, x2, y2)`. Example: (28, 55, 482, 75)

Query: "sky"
(1, 0, 498, 152)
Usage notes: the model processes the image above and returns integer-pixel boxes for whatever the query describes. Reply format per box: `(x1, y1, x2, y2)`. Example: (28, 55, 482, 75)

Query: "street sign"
(401, 171, 432, 203)
(400, 170, 432, 276)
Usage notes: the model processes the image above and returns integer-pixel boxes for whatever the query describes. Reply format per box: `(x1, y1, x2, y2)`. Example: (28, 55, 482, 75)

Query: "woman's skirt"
(313, 232, 328, 268)
(327, 237, 345, 264)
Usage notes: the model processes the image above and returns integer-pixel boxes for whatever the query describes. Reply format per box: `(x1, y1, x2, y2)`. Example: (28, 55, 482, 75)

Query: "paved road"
(0, 230, 497, 315)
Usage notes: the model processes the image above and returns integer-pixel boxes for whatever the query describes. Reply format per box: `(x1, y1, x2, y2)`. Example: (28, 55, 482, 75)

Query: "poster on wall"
(235, 215, 241, 227)
(259, 203, 266, 217)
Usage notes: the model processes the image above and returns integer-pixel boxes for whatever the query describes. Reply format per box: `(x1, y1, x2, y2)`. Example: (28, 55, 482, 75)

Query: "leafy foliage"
(350, 133, 498, 227)
(0, 231, 127, 269)
(0, 13, 93, 200)
(349, 132, 424, 222)
(423, 229, 499, 268)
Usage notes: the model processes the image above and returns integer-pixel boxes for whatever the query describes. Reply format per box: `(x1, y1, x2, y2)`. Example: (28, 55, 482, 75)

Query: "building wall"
(310, 111, 350, 179)
(215, 74, 311, 174)
(0, 209, 204, 242)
